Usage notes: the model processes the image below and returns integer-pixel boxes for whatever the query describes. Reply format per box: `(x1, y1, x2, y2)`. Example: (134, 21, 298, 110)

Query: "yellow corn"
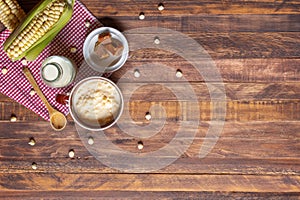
(4, 0, 74, 61)
(0, 0, 26, 32)
(5, 0, 66, 60)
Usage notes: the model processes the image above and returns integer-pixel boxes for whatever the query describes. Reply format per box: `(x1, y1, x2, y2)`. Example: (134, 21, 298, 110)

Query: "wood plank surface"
(1, 173, 300, 192)
(84, 0, 300, 15)
(1, 191, 299, 200)
(115, 58, 300, 83)
(100, 15, 300, 33)
(0, 0, 300, 199)
(14, 0, 300, 16)
(0, 121, 299, 175)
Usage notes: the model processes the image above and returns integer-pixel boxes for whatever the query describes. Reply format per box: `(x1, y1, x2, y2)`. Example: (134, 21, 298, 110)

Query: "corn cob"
(0, 0, 26, 32)
(3, 0, 75, 61)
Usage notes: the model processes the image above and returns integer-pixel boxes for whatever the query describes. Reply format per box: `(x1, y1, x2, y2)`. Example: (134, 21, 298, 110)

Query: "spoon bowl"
(50, 111, 67, 131)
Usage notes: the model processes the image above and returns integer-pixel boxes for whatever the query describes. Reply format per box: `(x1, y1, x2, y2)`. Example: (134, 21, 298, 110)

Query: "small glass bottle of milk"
(41, 56, 77, 88)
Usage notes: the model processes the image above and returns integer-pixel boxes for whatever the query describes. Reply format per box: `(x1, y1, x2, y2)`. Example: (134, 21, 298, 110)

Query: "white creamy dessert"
(72, 79, 121, 127)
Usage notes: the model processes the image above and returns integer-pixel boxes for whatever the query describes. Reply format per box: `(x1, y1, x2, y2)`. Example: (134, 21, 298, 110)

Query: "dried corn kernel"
(137, 141, 144, 150)
(31, 162, 37, 170)
(158, 3, 164, 11)
(134, 69, 140, 78)
(28, 138, 36, 146)
(68, 149, 75, 158)
(1, 67, 8, 74)
(145, 112, 151, 120)
(88, 137, 94, 145)
(139, 12, 145, 20)
(176, 69, 183, 78)
(70, 47, 77, 53)
(85, 20, 90, 28)
(154, 37, 160, 44)
(10, 115, 17, 122)
(30, 88, 36, 96)
(21, 59, 28, 66)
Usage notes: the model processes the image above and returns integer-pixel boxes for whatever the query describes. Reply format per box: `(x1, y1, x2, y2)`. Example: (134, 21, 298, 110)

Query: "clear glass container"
(41, 56, 77, 88)
(83, 27, 129, 74)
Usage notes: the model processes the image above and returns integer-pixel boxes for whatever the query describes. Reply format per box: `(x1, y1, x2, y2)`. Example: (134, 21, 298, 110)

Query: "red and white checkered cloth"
(0, 0, 102, 121)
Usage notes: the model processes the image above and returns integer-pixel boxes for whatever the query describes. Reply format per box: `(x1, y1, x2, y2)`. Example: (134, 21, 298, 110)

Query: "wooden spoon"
(23, 67, 67, 131)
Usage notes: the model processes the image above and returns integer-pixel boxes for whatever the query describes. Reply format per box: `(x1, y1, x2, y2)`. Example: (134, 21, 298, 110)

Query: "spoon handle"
(23, 67, 54, 113)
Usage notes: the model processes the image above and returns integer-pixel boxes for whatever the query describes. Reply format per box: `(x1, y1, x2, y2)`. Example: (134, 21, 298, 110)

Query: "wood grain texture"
(11, 0, 300, 17)
(113, 58, 300, 83)
(84, 0, 300, 15)
(0, 122, 299, 175)
(0, 0, 300, 198)
(1, 191, 299, 200)
(121, 33, 300, 59)
(99, 15, 300, 33)
(1, 173, 300, 192)
(1, 100, 300, 122)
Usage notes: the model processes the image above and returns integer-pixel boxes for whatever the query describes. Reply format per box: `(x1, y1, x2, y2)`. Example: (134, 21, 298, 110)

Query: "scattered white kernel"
(137, 142, 144, 150)
(68, 150, 75, 158)
(158, 3, 164, 11)
(85, 20, 91, 28)
(88, 137, 94, 145)
(31, 162, 37, 170)
(154, 37, 160, 45)
(30, 89, 36, 96)
(21, 59, 28, 66)
(28, 138, 36, 146)
(145, 112, 151, 120)
(10, 116, 17, 122)
(134, 69, 140, 78)
(176, 69, 183, 78)
(2, 67, 8, 75)
(70, 47, 77, 53)
(139, 12, 145, 20)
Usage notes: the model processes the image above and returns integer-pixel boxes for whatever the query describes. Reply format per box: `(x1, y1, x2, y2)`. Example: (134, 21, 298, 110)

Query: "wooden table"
(1, 0, 300, 199)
